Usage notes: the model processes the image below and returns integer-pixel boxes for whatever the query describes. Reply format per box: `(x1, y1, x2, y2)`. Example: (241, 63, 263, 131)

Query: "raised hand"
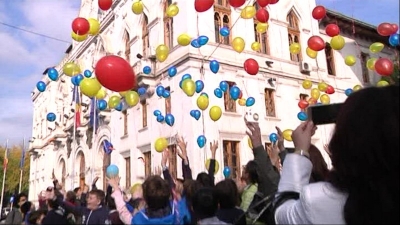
(210, 140, 218, 158)
(245, 117, 262, 148)
(176, 135, 188, 161)
(275, 126, 285, 151)
(161, 149, 170, 168)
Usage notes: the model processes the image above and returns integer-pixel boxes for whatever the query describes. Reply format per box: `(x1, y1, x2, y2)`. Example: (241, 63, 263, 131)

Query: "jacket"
(5, 208, 23, 225)
(274, 154, 347, 224)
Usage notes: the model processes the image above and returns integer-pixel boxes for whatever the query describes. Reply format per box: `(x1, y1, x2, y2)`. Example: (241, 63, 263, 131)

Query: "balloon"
(63, 62, 81, 76)
(244, 58, 259, 75)
(191, 39, 201, 48)
(132, 0, 144, 14)
(391, 24, 399, 33)
(71, 32, 87, 42)
(46, 112, 56, 122)
(177, 33, 191, 46)
(47, 68, 59, 81)
(162, 89, 170, 98)
(197, 95, 209, 110)
(182, 79, 196, 96)
(80, 78, 101, 97)
(194, 0, 214, 12)
(377, 22, 394, 36)
(83, 70, 92, 78)
(195, 80, 204, 93)
(156, 44, 169, 62)
(219, 27, 230, 37)
(106, 165, 119, 178)
(256, 8, 269, 23)
(154, 137, 168, 153)
(238, 98, 246, 106)
(377, 80, 389, 87)
(181, 74, 192, 81)
(298, 100, 309, 109)
(257, 0, 270, 7)
(198, 35, 209, 46)
(214, 88, 223, 98)
(190, 109, 201, 120)
(108, 96, 120, 109)
(344, 88, 353, 96)
(369, 42, 384, 53)
(330, 35, 345, 50)
(153, 110, 162, 116)
(325, 85, 335, 94)
(251, 42, 261, 51)
(168, 66, 177, 77)
(269, 133, 278, 143)
(96, 89, 107, 99)
(353, 85, 362, 92)
(166, 3, 179, 17)
(115, 102, 123, 111)
(125, 91, 140, 107)
(209, 106, 222, 121)
(317, 82, 328, 92)
(308, 36, 325, 51)
(247, 137, 253, 148)
(71, 17, 90, 35)
(389, 34, 399, 47)
(165, 114, 175, 126)
(210, 60, 220, 73)
(269, 0, 279, 3)
(229, 0, 245, 7)
(306, 47, 318, 59)
(138, 87, 146, 96)
(205, 159, 219, 174)
(223, 166, 231, 178)
(156, 86, 165, 97)
(98, 0, 112, 10)
(229, 86, 240, 100)
(289, 43, 301, 54)
(219, 81, 229, 92)
(95, 55, 136, 92)
(320, 94, 330, 104)
(297, 112, 308, 121)
(88, 18, 100, 35)
(310, 88, 320, 99)
(232, 37, 245, 53)
(344, 55, 356, 66)
(157, 115, 165, 122)
(246, 97, 255, 107)
(325, 24, 340, 37)
(312, 6, 326, 20)
(97, 99, 107, 110)
(282, 129, 293, 141)
(375, 58, 394, 76)
(197, 135, 206, 148)
(73, 74, 84, 86)
(256, 23, 268, 33)
(241, 6, 256, 19)
(366, 58, 377, 70)
(143, 66, 151, 74)
(308, 98, 317, 106)
(302, 79, 312, 89)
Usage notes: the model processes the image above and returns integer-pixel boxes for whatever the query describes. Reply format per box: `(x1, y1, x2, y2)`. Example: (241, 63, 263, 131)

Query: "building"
(28, 0, 397, 203)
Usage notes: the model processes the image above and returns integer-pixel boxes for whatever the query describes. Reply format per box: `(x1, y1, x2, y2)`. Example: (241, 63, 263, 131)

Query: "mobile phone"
(46, 186, 53, 191)
(245, 109, 260, 123)
(307, 103, 343, 125)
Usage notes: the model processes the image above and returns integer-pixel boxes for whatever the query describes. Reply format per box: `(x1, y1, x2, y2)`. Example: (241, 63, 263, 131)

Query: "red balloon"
(375, 58, 394, 76)
(391, 24, 399, 34)
(269, 0, 279, 4)
(95, 55, 136, 92)
(298, 100, 309, 109)
(377, 22, 394, 36)
(71, 17, 90, 35)
(229, 0, 245, 8)
(325, 24, 340, 37)
(194, 0, 214, 12)
(325, 85, 335, 94)
(312, 5, 326, 20)
(257, 0, 270, 7)
(256, 8, 269, 23)
(244, 58, 259, 75)
(239, 91, 243, 99)
(98, 0, 112, 10)
(307, 36, 325, 51)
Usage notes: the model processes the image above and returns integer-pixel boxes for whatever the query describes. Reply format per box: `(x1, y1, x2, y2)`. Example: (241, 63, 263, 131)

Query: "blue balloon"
(297, 112, 308, 121)
(168, 66, 177, 77)
(219, 27, 230, 37)
(47, 68, 59, 81)
(143, 66, 151, 74)
(97, 99, 108, 110)
(181, 74, 192, 81)
(153, 110, 162, 116)
(345, 88, 353, 96)
(138, 87, 146, 96)
(83, 70, 92, 78)
(269, 133, 278, 143)
(209, 60, 220, 74)
(214, 88, 223, 98)
(219, 81, 228, 92)
(179, 80, 184, 89)
(156, 114, 165, 122)
(246, 97, 255, 107)
(46, 112, 56, 122)
(193, 110, 201, 120)
(165, 113, 175, 126)
(162, 89, 170, 98)
(115, 102, 123, 111)
(195, 80, 204, 93)
(200, 92, 208, 98)
(71, 76, 78, 86)
(389, 34, 399, 47)
(190, 110, 195, 117)
(198, 35, 209, 46)
(75, 74, 84, 85)
(36, 81, 46, 92)
(156, 86, 165, 97)
(229, 86, 240, 100)
(191, 39, 201, 48)
(106, 164, 119, 178)
(223, 166, 231, 178)
(197, 135, 206, 148)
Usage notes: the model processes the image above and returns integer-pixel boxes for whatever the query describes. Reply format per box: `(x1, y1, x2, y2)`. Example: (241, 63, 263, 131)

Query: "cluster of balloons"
(152, 110, 175, 126)
(377, 22, 399, 47)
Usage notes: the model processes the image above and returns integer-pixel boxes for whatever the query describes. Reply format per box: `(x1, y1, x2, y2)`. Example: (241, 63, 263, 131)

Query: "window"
(214, 0, 231, 44)
(164, 0, 174, 48)
(360, 52, 370, 84)
(142, 15, 149, 57)
(122, 110, 128, 135)
(168, 144, 177, 179)
(222, 140, 241, 179)
(224, 81, 237, 112)
(141, 100, 147, 128)
(61, 159, 66, 186)
(125, 157, 131, 188)
(124, 30, 131, 62)
(287, 10, 301, 62)
(143, 152, 151, 178)
(264, 88, 276, 117)
(253, 4, 269, 54)
(165, 87, 171, 114)
(325, 43, 335, 75)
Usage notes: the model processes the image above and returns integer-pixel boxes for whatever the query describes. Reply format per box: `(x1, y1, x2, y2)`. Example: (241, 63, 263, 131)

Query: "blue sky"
(0, 0, 399, 145)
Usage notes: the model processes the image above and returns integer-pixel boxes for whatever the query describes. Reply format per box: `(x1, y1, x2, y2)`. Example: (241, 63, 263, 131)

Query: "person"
(5, 193, 27, 225)
(215, 179, 246, 224)
(27, 209, 47, 225)
(275, 85, 399, 224)
(192, 188, 228, 224)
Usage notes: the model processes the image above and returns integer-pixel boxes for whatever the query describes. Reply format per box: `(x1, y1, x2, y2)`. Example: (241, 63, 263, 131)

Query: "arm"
(252, 145, 280, 196)
(176, 135, 193, 180)
(208, 141, 218, 185)
(161, 149, 175, 189)
(91, 177, 99, 190)
(182, 159, 193, 180)
(111, 189, 133, 224)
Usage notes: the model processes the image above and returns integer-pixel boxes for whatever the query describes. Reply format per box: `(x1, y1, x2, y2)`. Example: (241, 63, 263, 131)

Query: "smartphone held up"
(307, 103, 343, 125)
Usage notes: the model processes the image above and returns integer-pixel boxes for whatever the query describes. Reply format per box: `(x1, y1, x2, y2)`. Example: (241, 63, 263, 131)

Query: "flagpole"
(0, 139, 9, 218)
(90, 97, 97, 183)
(18, 137, 25, 193)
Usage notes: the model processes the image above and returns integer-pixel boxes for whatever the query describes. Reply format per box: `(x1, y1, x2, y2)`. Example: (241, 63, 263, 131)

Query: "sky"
(0, 0, 399, 146)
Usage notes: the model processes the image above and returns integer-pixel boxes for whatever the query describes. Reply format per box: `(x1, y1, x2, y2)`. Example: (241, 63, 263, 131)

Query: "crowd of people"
(4, 85, 399, 224)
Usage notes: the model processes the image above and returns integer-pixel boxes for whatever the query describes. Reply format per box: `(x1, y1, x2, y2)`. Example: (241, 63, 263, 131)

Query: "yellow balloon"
(88, 18, 100, 35)
(232, 37, 245, 53)
(119, 91, 128, 97)
(353, 85, 362, 92)
(209, 106, 222, 121)
(330, 35, 345, 50)
(282, 129, 293, 142)
(369, 42, 384, 53)
(205, 158, 219, 174)
(80, 78, 101, 97)
(71, 32, 88, 42)
(63, 62, 81, 76)
(182, 79, 196, 96)
(96, 89, 107, 99)
(125, 91, 140, 106)
(238, 98, 246, 106)
(166, 4, 179, 17)
(308, 98, 317, 106)
(154, 137, 168, 153)
(251, 42, 261, 51)
(317, 82, 328, 92)
(302, 79, 312, 89)
(177, 34, 191, 46)
(256, 23, 268, 33)
(131, 0, 144, 14)
(108, 95, 121, 109)
(311, 88, 320, 100)
(241, 6, 256, 19)
(156, 44, 169, 62)
(289, 43, 301, 54)
(320, 94, 330, 104)
(306, 47, 318, 59)
(366, 58, 377, 70)
(196, 95, 209, 110)
(377, 80, 389, 87)
(247, 137, 253, 149)
(345, 55, 356, 66)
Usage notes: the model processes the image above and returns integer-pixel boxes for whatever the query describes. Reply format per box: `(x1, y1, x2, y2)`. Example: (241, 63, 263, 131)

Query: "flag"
(103, 140, 114, 155)
(72, 86, 82, 128)
(19, 139, 26, 169)
(3, 141, 9, 170)
(89, 98, 100, 133)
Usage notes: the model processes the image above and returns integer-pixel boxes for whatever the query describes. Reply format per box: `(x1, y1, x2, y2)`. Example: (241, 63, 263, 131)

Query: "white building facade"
(28, 0, 396, 202)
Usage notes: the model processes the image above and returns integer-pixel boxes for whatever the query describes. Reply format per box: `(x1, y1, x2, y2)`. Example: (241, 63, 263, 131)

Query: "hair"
(142, 175, 171, 210)
(215, 179, 239, 209)
(245, 160, 259, 184)
(308, 144, 329, 183)
(89, 189, 106, 205)
(73, 187, 81, 193)
(328, 85, 399, 224)
(20, 201, 32, 215)
(28, 209, 47, 225)
(196, 172, 213, 187)
(183, 179, 202, 210)
(192, 188, 218, 220)
(17, 192, 28, 202)
(66, 191, 77, 203)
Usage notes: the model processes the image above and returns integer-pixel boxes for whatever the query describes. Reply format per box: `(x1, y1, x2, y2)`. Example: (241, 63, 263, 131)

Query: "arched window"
(142, 15, 149, 57)
(214, 0, 231, 44)
(253, 3, 269, 54)
(102, 151, 111, 190)
(164, 0, 174, 48)
(287, 10, 302, 62)
(60, 159, 66, 185)
(77, 152, 86, 190)
(123, 30, 131, 62)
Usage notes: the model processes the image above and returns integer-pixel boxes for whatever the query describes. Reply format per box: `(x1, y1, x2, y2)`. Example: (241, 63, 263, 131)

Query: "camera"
(245, 109, 259, 123)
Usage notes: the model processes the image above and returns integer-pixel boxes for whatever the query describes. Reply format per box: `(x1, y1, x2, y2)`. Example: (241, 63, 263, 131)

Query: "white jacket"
(275, 154, 348, 224)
